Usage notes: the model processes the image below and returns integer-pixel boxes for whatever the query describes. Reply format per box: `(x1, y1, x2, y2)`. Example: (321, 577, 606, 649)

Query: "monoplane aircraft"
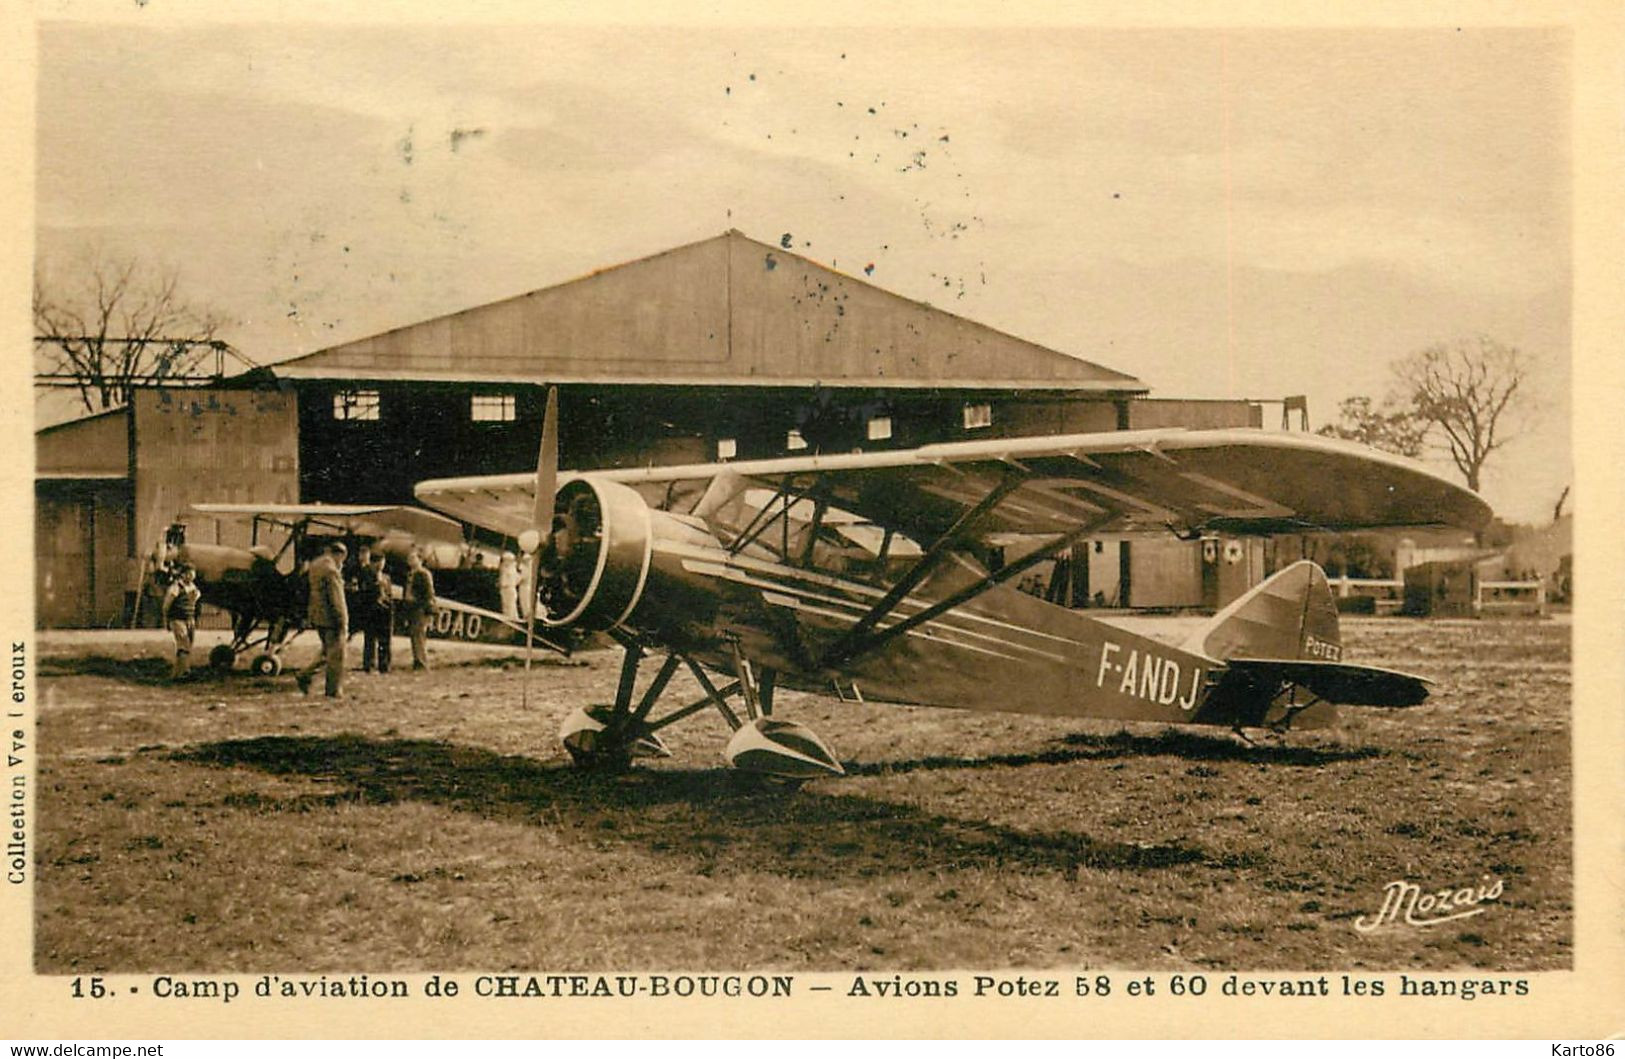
(143, 503, 562, 673)
(416, 401, 1491, 781)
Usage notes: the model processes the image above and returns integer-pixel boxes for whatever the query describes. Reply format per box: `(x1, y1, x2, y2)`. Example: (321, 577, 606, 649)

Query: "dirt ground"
(32, 616, 1570, 973)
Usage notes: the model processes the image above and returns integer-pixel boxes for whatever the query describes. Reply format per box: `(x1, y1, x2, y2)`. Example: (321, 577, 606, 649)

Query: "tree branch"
(35, 249, 228, 411)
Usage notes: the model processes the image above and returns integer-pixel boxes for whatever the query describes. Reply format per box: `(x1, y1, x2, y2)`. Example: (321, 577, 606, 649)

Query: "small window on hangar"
(867, 416, 893, 441)
(333, 389, 381, 421)
(786, 429, 809, 451)
(963, 402, 993, 430)
(470, 393, 517, 422)
(717, 438, 738, 460)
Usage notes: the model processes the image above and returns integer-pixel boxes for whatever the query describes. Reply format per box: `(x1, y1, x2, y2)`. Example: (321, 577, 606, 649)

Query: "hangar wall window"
(717, 438, 738, 460)
(470, 393, 516, 422)
(867, 416, 893, 441)
(963, 402, 993, 430)
(786, 429, 808, 451)
(332, 389, 381, 421)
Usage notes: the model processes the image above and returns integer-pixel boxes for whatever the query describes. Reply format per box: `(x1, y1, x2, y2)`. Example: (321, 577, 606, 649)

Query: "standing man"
(359, 551, 394, 674)
(517, 554, 535, 622)
(161, 564, 202, 681)
(403, 549, 437, 671)
(497, 552, 520, 620)
(347, 545, 371, 594)
(297, 541, 349, 697)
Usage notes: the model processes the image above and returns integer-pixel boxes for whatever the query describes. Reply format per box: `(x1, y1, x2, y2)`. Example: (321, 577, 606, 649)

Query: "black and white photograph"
(7, 1, 1621, 1042)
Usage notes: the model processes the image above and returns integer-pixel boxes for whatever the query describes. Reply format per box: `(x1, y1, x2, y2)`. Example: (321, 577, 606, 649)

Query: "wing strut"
(726, 475, 801, 555)
(818, 474, 1026, 667)
(823, 512, 1113, 668)
(797, 498, 829, 566)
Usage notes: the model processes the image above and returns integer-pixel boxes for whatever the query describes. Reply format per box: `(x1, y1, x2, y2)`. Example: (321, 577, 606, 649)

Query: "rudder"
(1181, 560, 1342, 663)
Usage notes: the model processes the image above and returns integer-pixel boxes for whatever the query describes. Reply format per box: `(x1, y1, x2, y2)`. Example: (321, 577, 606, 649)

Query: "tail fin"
(1182, 560, 1343, 663)
(1189, 561, 1429, 718)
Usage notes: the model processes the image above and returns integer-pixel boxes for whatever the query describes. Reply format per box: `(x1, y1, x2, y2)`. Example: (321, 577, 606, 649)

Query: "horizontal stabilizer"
(1223, 657, 1432, 707)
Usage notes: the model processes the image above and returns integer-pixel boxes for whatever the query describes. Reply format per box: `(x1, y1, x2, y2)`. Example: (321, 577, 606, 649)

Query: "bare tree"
(1317, 395, 1428, 458)
(34, 250, 227, 413)
(1390, 335, 1531, 493)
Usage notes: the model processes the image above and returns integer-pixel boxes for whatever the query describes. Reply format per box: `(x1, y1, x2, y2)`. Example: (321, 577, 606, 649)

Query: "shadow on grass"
(458, 653, 588, 670)
(849, 728, 1381, 777)
(172, 734, 1220, 879)
(37, 651, 576, 688)
(38, 655, 214, 686)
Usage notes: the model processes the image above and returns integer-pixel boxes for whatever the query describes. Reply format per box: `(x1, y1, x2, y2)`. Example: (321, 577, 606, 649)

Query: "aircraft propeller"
(517, 385, 559, 707)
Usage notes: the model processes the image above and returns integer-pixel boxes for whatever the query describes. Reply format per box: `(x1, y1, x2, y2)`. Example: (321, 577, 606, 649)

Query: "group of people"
(162, 539, 443, 692)
(296, 541, 438, 698)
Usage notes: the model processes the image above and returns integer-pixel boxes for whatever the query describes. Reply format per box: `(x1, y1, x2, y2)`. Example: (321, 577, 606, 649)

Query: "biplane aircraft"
(414, 392, 1493, 782)
(144, 503, 563, 674)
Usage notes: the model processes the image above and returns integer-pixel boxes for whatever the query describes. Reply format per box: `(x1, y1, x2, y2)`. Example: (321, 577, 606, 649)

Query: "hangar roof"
(36, 407, 130, 480)
(269, 231, 1146, 394)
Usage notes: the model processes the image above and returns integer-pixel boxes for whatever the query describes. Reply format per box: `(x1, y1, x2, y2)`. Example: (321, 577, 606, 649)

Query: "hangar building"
(36, 389, 298, 628)
(36, 230, 1261, 627)
(270, 230, 1167, 502)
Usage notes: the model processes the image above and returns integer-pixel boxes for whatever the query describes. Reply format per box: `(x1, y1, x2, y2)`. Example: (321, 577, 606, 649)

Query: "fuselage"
(551, 492, 1226, 725)
(645, 532, 1217, 723)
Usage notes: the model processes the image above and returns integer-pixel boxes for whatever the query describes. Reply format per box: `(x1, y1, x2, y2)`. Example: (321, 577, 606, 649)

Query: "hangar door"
(36, 480, 131, 629)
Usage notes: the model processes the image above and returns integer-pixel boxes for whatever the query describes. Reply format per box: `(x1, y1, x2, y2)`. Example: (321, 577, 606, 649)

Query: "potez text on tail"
(1188, 560, 1430, 730)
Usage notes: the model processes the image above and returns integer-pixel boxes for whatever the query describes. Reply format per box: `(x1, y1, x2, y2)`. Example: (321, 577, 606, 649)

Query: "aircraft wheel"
(559, 705, 671, 770)
(250, 653, 282, 677)
(208, 644, 237, 670)
(563, 742, 634, 772)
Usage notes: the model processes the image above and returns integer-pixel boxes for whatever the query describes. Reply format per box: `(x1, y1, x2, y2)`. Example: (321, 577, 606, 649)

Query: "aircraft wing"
(193, 502, 399, 518)
(347, 506, 465, 543)
(414, 428, 1492, 544)
(192, 502, 465, 541)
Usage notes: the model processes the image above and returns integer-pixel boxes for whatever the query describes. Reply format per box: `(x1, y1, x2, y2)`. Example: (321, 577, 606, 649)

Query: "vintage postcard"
(3, 0, 1620, 1041)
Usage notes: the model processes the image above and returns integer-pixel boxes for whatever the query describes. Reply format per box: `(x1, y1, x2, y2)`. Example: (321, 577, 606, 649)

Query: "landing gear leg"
(731, 640, 762, 721)
(558, 643, 842, 781)
(721, 643, 840, 780)
(758, 666, 777, 717)
(559, 643, 675, 768)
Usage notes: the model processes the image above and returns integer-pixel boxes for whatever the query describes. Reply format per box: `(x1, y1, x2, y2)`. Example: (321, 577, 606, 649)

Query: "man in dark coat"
(358, 551, 394, 674)
(297, 541, 349, 697)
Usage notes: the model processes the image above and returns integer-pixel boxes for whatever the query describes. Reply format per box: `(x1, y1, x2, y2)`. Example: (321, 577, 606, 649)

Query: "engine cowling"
(540, 478, 654, 631)
(173, 542, 259, 584)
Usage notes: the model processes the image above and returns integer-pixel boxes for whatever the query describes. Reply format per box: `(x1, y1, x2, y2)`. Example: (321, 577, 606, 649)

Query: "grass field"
(34, 616, 1570, 973)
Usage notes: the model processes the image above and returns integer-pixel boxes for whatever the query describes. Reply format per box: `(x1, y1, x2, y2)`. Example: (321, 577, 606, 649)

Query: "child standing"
(161, 565, 203, 681)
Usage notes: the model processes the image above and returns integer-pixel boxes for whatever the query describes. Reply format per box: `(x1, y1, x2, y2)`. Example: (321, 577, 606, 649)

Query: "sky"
(31, 19, 1573, 522)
